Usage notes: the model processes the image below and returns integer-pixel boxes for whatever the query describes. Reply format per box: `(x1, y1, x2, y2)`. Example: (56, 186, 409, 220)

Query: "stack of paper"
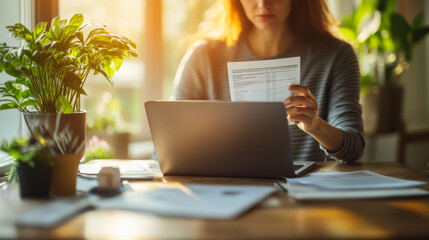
(279, 170, 429, 200)
(79, 160, 155, 180)
(94, 184, 276, 219)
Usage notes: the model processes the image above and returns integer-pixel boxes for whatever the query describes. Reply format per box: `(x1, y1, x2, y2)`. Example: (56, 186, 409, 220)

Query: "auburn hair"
(216, 0, 340, 46)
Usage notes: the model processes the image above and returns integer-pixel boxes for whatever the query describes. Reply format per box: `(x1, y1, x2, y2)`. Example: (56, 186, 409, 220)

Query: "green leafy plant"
(340, 0, 429, 94)
(87, 98, 126, 133)
(0, 14, 137, 113)
(1, 114, 85, 182)
(1, 133, 52, 183)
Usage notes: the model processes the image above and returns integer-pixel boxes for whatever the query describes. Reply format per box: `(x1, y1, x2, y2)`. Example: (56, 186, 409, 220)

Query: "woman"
(172, 0, 365, 163)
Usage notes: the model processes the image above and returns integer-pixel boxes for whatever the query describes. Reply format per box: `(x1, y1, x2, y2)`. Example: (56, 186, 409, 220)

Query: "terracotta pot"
(51, 154, 81, 196)
(23, 112, 86, 156)
(17, 165, 52, 199)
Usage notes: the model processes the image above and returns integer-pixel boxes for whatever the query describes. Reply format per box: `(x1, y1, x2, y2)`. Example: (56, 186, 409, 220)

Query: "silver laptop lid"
(145, 101, 296, 179)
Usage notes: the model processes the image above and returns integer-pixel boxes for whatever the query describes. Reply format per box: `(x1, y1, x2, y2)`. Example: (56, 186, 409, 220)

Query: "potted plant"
(1, 127, 53, 198)
(0, 13, 137, 149)
(2, 116, 88, 197)
(49, 120, 86, 196)
(340, 0, 429, 134)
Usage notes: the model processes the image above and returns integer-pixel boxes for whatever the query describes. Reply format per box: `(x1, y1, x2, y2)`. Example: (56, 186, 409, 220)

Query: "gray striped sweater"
(171, 35, 365, 163)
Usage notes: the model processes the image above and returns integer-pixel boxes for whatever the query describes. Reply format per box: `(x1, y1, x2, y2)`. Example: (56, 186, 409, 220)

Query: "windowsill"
(0, 153, 13, 177)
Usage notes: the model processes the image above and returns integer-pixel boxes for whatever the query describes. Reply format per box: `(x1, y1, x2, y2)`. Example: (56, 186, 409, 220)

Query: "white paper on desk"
(16, 196, 95, 227)
(285, 170, 426, 190)
(79, 160, 154, 179)
(227, 57, 300, 102)
(281, 182, 429, 200)
(95, 184, 275, 219)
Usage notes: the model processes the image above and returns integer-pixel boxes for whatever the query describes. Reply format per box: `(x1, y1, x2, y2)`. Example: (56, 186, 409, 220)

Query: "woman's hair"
(214, 0, 340, 46)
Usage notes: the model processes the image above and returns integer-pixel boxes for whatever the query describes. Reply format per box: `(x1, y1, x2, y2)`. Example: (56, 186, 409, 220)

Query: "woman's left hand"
(283, 85, 320, 134)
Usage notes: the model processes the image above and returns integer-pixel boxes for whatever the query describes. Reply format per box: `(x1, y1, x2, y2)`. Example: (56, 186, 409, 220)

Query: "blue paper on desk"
(94, 184, 275, 219)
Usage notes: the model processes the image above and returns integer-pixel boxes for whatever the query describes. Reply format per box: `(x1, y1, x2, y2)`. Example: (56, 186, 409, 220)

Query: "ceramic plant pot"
(50, 154, 82, 196)
(23, 111, 87, 157)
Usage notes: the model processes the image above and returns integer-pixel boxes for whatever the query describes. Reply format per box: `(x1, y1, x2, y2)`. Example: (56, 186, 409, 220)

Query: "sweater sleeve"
(319, 43, 365, 163)
(171, 41, 208, 100)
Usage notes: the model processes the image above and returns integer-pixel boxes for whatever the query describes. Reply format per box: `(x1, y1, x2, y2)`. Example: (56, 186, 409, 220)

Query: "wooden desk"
(1, 162, 429, 239)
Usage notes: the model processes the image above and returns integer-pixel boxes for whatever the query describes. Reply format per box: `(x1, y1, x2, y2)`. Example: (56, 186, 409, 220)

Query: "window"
(162, 0, 216, 98)
(59, 0, 146, 138)
(58, 0, 216, 141)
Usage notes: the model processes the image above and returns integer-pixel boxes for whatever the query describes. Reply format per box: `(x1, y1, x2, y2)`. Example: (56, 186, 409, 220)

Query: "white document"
(227, 57, 300, 102)
(285, 170, 426, 190)
(281, 182, 429, 201)
(79, 160, 154, 179)
(95, 184, 275, 219)
(16, 196, 95, 227)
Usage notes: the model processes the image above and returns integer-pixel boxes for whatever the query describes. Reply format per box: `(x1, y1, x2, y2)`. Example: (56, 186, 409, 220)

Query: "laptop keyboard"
(293, 164, 305, 171)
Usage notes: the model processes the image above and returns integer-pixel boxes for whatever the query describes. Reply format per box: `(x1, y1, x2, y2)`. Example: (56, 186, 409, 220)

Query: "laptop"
(145, 101, 316, 179)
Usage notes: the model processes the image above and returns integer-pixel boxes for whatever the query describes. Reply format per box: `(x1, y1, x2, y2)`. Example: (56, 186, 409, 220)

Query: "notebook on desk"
(145, 101, 315, 179)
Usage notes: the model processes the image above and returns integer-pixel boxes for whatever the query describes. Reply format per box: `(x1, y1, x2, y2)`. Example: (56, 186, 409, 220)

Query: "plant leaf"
(390, 13, 411, 60)
(56, 95, 73, 113)
(21, 89, 32, 99)
(0, 102, 19, 110)
(32, 22, 47, 39)
(95, 67, 113, 85)
(76, 31, 84, 43)
(102, 59, 115, 78)
(412, 26, 429, 44)
(63, 73, 87, 95)
(21, 99, 38, 107)
(87, 28, 108, 41)
(68, 14, 84, 27)
(412, 12, 424, 29)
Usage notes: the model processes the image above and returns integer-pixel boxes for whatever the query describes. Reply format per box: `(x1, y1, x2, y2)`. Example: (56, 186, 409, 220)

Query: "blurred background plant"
(82, 136, 114, 163)
(340, 0, 429, 135)
(87, 94, 130, 159)
(87, 95, 127, 133)
(340, 0, 429, 94)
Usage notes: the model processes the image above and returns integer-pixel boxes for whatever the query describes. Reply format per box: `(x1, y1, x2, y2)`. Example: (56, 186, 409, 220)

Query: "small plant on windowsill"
(87, 98, 131, 158)
(82, 136, 114, 164)
(1, 116, 86, 198)
(1, 135, 52, 183)
(1, 126, 53, 198)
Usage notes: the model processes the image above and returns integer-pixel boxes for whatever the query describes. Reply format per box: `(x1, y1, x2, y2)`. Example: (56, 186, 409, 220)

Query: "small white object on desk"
(98, 167, 121, 190)
(78, 159, 156, 179)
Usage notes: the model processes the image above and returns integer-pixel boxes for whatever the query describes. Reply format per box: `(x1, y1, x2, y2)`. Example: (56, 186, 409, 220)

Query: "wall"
(403, 0, 429, 171)
(0, 0, 33, 143)
(0, 1, 21, 143)
(398, 0, 429, 171)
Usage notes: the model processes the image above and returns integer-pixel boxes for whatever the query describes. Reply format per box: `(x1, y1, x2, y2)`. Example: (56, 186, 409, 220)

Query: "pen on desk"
(274, 181, 287, 193)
